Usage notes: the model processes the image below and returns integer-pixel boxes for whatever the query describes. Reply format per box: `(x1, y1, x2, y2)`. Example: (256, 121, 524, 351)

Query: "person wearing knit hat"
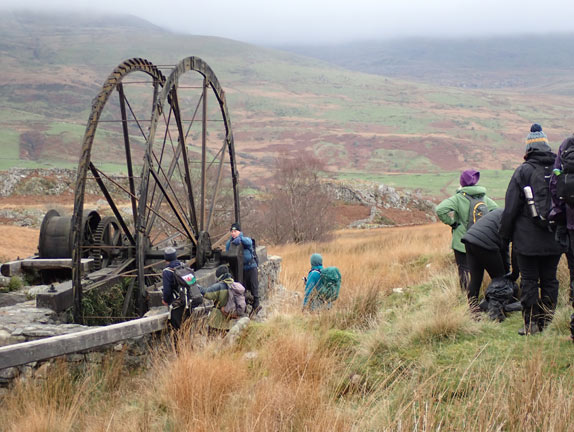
(525, 123, 551, 156)
(161, 246, 182, 306)
(226, 222, 260, 314)
(500, 124, 565, 335)
(436, 170, 498, 292)
(460, 169, 480, 187)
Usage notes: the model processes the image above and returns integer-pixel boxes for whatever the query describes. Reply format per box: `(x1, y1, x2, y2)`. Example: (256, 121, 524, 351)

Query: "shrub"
(8, 275, 23, 291)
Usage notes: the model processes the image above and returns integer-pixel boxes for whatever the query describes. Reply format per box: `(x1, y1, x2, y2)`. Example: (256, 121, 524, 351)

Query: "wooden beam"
(0, 312, 168, 370)
(0, 305, 213, 370)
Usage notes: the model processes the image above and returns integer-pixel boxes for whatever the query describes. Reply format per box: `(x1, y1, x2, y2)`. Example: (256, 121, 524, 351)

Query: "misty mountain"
(279, 35, 574, 89)
(2, 10, 574, 195)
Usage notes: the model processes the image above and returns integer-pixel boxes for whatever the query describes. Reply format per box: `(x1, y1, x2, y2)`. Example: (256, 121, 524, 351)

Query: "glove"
(450, 222, 459, 231)
(232, 237, 241, 245)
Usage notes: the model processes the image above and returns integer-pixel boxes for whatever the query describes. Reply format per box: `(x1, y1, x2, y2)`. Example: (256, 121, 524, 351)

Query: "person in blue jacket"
(302, 253, 329, 310)
(225, 222, 260, 313)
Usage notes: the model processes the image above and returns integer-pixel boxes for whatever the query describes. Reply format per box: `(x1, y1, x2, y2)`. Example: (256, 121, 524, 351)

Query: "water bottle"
(523, 186, 538, 218)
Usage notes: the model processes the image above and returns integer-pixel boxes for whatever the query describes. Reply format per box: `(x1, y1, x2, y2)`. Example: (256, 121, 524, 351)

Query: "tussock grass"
(3, 223, 574, 431)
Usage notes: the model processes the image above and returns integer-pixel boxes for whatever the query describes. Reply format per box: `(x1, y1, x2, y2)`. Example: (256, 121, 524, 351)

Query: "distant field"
(337, 169, 513, 202)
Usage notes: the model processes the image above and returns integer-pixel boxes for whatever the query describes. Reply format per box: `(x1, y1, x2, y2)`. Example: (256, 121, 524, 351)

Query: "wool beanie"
(216, 264, 230, 281)
(310, 253, 323, 267)
(230, 222, 241, 231)
(164, 247, 177, 262)
(460, 169, 480, 187)
(525, 123, 550, 153)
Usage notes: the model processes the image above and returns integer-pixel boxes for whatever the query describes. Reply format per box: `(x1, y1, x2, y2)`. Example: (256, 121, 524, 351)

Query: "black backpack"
(462, 193, 488, 230)
(522, 161, 553, 228)
(167, 264, 203, 329)
(556, 140, 574, 205)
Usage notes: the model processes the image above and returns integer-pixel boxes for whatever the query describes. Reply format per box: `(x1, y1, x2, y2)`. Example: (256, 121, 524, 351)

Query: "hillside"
(280, 35, 574, 91)
(2, 11, 574, 197)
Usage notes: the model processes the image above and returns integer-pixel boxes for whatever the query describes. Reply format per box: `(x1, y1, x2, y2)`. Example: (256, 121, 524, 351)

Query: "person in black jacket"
(500, 124, 566, 335)
(462, 208, 517, 306)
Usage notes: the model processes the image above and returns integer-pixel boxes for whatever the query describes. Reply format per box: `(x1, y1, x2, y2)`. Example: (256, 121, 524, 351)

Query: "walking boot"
(518, 321, 540, 336)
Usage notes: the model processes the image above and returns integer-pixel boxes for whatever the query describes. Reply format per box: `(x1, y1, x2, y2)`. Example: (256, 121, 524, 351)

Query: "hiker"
(549, 134, 574, 341)
(500, 123, 566, 335)
(461, 208, 517, 306)
(202, 265, 247, 334)
(161, 246, 203, 329)
(225, 222, 260, 314)
(302, 253, 341, 311)
(161, 246, 182, 306)
(436, 169, 498, 291)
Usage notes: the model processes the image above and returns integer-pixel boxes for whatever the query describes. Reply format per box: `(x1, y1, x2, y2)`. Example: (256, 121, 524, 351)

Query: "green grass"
(0, 130, 20, 159)
(336, 169, 513, 201)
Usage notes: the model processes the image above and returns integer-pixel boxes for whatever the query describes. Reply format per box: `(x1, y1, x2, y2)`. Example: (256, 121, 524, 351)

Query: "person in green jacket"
(436, 169, 498, 291)
(202, 265, 245, 333)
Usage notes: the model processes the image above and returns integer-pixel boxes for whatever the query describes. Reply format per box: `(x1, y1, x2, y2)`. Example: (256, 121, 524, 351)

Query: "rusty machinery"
(37, 57, 240, 322)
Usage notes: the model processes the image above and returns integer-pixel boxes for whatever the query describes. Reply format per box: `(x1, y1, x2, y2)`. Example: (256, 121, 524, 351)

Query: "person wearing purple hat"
(500, 123, 566, 335)
(436, 169, 498, 291)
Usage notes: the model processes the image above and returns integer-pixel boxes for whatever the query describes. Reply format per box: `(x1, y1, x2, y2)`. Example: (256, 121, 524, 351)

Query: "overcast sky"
(2, 0, 574, 45)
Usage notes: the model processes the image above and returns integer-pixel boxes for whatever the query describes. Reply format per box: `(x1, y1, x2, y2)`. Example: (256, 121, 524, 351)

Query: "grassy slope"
(2, 11, 574, 198)
(3, 224, 574, 430)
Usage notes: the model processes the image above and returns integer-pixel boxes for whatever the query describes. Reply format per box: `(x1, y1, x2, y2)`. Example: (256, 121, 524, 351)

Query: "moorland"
(2, 11, 574, 200)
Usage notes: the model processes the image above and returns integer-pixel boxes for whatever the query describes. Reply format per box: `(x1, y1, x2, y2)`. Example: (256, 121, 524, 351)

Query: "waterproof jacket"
(436, 185, 498, 253)
(462, 208, 511, 271)
(303, 264, 323, 307)
(550, 137, 574, 230)
(162, 259, 183, 305)
(203, 281, 236, 330)
(226, 234, 257, 271)
(500, 151, 565, 256)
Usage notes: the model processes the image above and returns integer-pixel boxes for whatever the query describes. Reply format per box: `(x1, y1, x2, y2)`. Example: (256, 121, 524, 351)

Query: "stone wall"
(0, 255, 282, 390)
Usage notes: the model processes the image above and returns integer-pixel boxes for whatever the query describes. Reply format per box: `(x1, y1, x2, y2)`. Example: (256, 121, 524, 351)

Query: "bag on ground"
(485, 277, 516, 322)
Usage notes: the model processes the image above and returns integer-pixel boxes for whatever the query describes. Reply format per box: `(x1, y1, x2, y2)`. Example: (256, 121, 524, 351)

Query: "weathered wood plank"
(1, 258, 93, 277)
(0, 312, 168, 370)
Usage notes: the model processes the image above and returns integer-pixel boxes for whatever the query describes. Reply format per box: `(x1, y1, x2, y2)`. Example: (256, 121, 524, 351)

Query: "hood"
(457, 185, 487, 197)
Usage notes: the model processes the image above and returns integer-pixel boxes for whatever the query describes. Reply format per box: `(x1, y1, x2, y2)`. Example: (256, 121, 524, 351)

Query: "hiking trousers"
(244, 266, 260, 309)
(465, 243, 506, 302)
(454, 250, 470, 292)
(517, 253, 561, 329)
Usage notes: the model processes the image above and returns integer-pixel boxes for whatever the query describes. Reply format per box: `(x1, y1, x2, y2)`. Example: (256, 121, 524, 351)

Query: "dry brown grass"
(271, 223, 452, 308)
(3, 222, 574, 431)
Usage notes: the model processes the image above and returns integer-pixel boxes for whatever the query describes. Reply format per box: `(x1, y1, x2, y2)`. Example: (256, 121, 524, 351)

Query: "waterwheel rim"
(136, 56, 240, 296)
(71, 58, 166, 322)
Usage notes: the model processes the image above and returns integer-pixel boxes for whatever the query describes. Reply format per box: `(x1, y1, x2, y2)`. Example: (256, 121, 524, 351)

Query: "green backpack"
(316, 267, 341, 301)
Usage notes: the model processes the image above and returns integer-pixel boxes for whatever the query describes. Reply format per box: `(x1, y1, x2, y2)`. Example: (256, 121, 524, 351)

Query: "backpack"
(170, 264, 204, 309)
(462, 193, 488, 230)
(314, 267, 341, 301)
(556, 141, 574, 205)
(222, 280, 247, 318)
(522, 161, 553, 228)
